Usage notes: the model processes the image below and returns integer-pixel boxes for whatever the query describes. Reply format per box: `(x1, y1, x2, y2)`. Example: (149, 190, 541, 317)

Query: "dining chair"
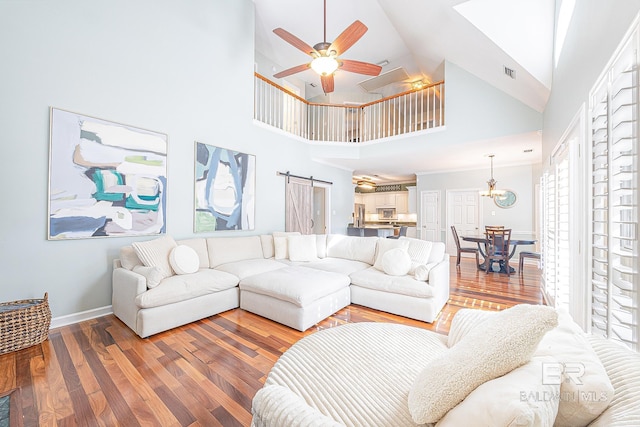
(387, 226, 408, 239)
(484, 228, 513, 276)
(519, 251, 541, 276)
(485, 225, 505, 232)
(450, 226, 480, 268)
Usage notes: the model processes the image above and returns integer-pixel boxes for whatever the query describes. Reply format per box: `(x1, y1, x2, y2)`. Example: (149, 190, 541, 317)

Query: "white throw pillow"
(132, 235, 177, 279)
(381, 248, 412, 276)
(373, 238, 410, 271)
(408, 304, 558, 424)
(399, 237, 434, 272)
(169, 245, 200, 275)
(273, 231, 301, 260)
(288, 235, 319, 262)
(535, 309, 614, 426)
(414, 262, 438, 281)
(436, 356, 561, 427)
(119, 246, 142, 270)
(133, 265, 164, 289)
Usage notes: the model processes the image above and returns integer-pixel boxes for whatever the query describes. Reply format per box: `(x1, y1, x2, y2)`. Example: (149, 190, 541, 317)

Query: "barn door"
(285, 177, 313, 234)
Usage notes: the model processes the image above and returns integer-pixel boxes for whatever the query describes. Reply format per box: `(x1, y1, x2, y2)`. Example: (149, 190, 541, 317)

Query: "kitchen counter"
(347, 226, 397, 237)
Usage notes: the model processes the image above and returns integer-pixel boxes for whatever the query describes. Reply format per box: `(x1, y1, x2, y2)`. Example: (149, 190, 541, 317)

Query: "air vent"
(358, 67, 409, 92)
(504, 66, 516, 79)
(524, 149, 533, 153)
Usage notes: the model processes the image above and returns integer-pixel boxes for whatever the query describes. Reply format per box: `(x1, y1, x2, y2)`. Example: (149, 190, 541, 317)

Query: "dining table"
(461, 234, 537, 273)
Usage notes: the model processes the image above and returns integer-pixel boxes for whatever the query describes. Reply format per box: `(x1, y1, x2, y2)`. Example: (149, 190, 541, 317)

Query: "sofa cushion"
(326, 234, 378, 265)
(436, 356, 560, 427)
(135, 269, 239, 309)
(215, 258, 287, 280)
(349, 267, 434, 298)
(288, 235, 319, 262)
(259, 234, 274, 259)
(408, 304, 558, 424)
(169, 245, 200, 275)
(176, 238, 210, 269)
(207, 236, 264, 268)
(239, 266, 350, 307)
(282, 257, 371, 275)
(315, 234, 327, 259)
(133, 265, 164, 289)
(373, 238, 410, 271)
(427, 241, 446, 263)
(120, 246, 142, 270)
(399, 237, 434, 272)
(132, 235, 177, 279)
(381, 248, 412, 276)
(273, 231, 301, 260)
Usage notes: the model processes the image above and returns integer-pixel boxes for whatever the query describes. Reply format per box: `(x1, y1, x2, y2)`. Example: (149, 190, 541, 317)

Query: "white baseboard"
(50, 305, 113, 330)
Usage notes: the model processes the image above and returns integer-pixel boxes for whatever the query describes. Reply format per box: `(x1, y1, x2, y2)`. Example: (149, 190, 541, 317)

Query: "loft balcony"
(254, 73, 444, 143)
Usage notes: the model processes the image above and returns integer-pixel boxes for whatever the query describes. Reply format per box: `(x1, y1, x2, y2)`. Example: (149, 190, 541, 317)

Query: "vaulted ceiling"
(254, 0, 556, 181)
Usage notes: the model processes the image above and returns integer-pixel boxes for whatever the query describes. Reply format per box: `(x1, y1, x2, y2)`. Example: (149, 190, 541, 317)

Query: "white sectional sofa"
(112, 232, 450, 337)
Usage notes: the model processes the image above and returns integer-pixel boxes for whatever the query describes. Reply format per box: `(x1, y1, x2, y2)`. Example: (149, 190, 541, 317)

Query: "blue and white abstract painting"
(194, 142, 255, 232)
(48, 108, 168, 239)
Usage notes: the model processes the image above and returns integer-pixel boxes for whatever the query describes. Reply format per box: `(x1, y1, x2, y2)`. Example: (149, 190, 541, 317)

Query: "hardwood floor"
(0, 257, 542, 426)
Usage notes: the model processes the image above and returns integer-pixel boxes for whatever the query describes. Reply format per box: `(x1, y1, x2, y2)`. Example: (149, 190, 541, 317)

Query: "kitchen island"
(347, 225, 397, 238)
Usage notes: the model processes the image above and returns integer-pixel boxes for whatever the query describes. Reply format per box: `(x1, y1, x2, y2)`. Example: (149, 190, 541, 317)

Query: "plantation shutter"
(589, 27, 640, 351)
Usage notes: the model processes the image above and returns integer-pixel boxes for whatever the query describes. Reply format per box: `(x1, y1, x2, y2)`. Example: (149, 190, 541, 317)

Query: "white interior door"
(446, 190, 480, 255)
(420, 191, 441, 241)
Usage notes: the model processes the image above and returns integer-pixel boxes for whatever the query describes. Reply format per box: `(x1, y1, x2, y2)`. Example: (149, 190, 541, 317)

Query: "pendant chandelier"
(479, 154, 506, 198)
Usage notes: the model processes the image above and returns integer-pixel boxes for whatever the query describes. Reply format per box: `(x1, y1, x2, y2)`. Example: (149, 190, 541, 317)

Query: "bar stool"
(519, 251, 541, 276)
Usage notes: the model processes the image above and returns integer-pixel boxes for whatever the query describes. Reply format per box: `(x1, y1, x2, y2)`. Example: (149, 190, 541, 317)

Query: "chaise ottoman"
(238, 266, 351, 331)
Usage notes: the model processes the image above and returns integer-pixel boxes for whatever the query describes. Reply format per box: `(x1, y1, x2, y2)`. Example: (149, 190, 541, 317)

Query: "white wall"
(543, 1, 640, 159)
(0, 0, 353, 318)
(417, 164, 536, 243)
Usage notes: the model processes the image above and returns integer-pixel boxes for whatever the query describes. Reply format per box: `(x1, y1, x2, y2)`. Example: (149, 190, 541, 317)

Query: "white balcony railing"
(254, 73, 444, 143)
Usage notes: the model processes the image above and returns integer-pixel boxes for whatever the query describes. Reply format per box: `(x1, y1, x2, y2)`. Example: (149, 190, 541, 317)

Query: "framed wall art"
(48, 107, 168, 240)
(194, 142, 255, 232)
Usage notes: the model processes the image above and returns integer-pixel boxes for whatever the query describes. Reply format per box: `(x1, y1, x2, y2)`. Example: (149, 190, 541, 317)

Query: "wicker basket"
(0, 293, 51, 355)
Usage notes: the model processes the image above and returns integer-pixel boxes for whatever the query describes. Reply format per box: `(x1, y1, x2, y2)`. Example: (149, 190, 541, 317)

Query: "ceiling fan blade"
(273, 63, 310, 79)
(321, 74, 334, 93)
(339, 59, 382, 76)
(273, 28, 318, 56)
(328, 20, 368, 56)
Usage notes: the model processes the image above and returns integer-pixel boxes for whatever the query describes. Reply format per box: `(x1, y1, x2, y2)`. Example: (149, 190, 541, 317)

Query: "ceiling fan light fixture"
(311, 55, 339, 76)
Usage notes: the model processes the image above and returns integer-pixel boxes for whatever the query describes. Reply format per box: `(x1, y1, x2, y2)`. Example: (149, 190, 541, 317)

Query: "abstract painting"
(48, 108, 167, 240)
(194, 142, 255, 232)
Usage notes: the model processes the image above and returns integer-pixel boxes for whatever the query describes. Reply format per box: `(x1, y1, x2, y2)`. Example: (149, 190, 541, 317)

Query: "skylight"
(554, 0, 576, 67)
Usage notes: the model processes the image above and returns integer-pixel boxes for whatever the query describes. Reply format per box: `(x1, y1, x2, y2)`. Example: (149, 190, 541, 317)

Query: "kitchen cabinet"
(375, 193, 396, 207)
(395, 192, 409, 214)
(407, 186, 417, 214)
(354, 193, 364, 205)
(363, 193, 376, 213)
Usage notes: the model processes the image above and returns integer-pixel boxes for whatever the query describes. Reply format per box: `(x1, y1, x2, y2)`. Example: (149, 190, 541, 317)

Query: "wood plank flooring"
(0, 257, 542, 426)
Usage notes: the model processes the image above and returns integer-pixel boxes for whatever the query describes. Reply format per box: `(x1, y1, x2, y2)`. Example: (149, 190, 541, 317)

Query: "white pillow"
(169, 245, 200, 275)
(133, 265, 164, 289)
(381, 248, 412, 276)
(373, 238, 410, 271)
(132, 235, 177, 279)
(288, 235, 319, 262)
(436, 356, 560, 427)
(535, 309, 614, 426)
(273, 231, 301, 260)
(414, 262, 438, 281)
(399, 237, 433, 272)
(119, 246, 142, 270)
(408, 304, 558, 424)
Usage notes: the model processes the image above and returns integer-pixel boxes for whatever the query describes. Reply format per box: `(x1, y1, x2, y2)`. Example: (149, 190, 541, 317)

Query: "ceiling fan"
(272, 0, 382, 94)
